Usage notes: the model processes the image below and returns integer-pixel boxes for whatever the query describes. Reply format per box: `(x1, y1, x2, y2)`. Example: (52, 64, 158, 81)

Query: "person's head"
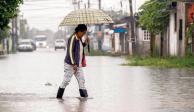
(75, 24, 87, 39)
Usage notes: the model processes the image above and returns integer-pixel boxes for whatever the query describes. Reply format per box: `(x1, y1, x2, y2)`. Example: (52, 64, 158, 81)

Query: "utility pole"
(88, 0, 90, 8)
(134, 0, 136, 13)
(120, 0, 123, 13)
(78, 0, 80, 9)
(84, 4, 87, 9)
(11, 17, 18, 53)
(128, 0, 135, 55)
(72, 0, 82, 10)
(72, 0, 77, 10)
(99, 0, 101, 10)
(98, 0, 102, 50)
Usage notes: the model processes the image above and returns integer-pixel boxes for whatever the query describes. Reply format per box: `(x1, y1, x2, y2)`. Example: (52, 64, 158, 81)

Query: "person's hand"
(73, 65, 78, 74)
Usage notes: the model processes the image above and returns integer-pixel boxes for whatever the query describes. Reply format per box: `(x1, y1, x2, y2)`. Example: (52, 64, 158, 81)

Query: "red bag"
(82, 55, 86, 67)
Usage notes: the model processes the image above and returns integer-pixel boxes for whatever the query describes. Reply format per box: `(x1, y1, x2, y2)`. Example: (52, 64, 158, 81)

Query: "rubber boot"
(56, 87, 65, 99)
(79, 89, 88, 97)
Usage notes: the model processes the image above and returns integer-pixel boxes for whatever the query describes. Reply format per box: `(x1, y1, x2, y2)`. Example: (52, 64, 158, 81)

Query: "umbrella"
(59, 8, 114, 26)
(59, 9, 114, 53)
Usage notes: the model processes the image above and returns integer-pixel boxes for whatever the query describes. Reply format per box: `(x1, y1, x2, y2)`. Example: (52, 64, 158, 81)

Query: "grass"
(123, 56, 194, 68)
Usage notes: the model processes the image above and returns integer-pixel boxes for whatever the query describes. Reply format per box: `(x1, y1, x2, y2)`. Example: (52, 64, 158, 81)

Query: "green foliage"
(0, 28, 10, 40)
(138, 0, 176, 34)
(187, 23, 194, 38)
(0, 0, 23, 39)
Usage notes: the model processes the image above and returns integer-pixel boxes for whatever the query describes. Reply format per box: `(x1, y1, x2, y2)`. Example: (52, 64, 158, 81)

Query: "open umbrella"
(59, 8, 114, 53)
(59, 8, 114, 26)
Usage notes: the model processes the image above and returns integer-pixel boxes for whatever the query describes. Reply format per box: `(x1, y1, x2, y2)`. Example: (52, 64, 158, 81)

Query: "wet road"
(0, 49, 194, 112)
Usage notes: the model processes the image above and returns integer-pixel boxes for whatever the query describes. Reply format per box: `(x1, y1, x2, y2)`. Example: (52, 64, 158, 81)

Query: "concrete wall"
(135, 27, 150, 56)
(169, 13, 178, 56)
(114, 33, 120, 53)
(177, 2, 186, 57)
(162, 27, 170, 57)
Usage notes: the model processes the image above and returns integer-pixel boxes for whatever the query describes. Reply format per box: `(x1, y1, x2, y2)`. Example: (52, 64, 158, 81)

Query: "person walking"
(56, 24, 89, 99)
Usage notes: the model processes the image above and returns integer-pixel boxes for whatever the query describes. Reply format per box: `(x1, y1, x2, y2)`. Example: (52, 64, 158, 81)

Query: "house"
(156, 1, 194, 57)
(112, 16, 136, 55)
(112, 16, 151, 56)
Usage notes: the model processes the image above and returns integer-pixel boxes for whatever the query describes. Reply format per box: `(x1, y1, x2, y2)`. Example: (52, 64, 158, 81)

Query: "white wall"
(102, 29, 112, 51)
(169, 13, 178, 56)
(137, 28, 144, 41)
(114, 33, 120, 53)
(103, 34, 111, 50)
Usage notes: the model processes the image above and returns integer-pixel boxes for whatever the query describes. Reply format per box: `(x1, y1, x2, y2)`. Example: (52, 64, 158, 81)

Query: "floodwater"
(0, 48, 194, 112)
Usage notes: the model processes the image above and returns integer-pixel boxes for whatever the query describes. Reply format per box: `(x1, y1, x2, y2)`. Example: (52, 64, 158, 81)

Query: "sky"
(20, 0, 147, 31)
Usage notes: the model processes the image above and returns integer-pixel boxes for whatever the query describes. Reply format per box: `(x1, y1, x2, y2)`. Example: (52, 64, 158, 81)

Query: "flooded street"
(0, 49, 194, 112)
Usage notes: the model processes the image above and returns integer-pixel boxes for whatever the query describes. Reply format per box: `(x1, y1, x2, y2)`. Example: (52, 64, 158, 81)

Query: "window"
(143, 30, 150, 41)
(179, 19, 183, 40)
(175, 13, 177, 32)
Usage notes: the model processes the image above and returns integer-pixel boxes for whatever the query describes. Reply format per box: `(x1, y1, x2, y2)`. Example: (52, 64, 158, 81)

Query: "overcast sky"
(20, 0, 147, 31)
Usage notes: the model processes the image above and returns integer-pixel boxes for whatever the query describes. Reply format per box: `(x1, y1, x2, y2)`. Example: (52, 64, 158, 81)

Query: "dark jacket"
(65, 34, 86, 67)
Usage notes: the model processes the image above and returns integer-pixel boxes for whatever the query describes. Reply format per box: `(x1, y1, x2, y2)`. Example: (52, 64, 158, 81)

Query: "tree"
(138, 0, 176, 56)
(0, 0, 23, 40)
(0, 28, 9, 39)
